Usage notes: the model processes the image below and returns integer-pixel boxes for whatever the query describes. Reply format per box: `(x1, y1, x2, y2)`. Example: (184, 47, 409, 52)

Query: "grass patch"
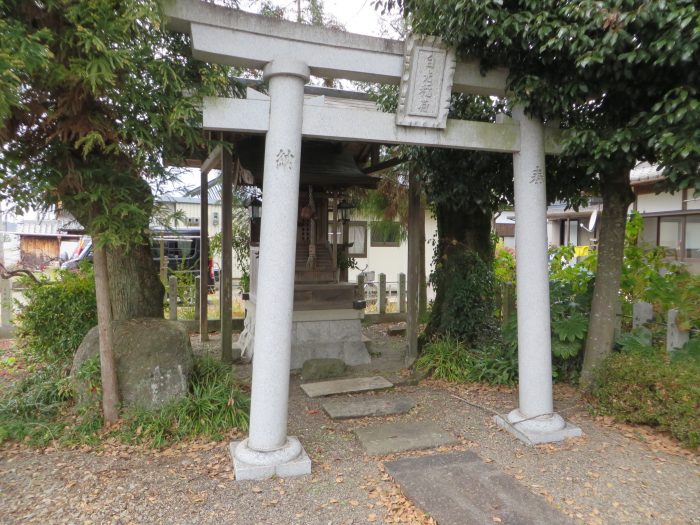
(0, 355, 249, 448)
(592, 347, 700, 449)
(416, 335, 518, 385)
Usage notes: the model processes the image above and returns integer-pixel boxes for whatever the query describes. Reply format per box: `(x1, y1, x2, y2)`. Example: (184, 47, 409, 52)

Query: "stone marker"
(322, 396, 415, 419)
(71, 318, 193, 411)
(301, 358, 346, 381)
(385, 451, 572, 525)
(301, 376, 392, 398)
(355, 421, 457, 455)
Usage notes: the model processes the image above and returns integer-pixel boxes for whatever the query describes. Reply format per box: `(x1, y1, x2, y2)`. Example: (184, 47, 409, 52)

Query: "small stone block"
(301, 358, 346, 381)
(301, 376, 393, 398)
(229, 439, 311, 481)
(493, 415, 583, 445)
(322, 396, 416, 419)
(387, 323, 406, 336)
(384, 451, 572, 525)
(355, 421, 457, 455)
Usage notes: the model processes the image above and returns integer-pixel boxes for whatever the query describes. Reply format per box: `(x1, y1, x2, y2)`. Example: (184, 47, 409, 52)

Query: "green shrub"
(592, 348, 700, 448)
(16, 267, 96, 365)
(417, 335, 518, 385)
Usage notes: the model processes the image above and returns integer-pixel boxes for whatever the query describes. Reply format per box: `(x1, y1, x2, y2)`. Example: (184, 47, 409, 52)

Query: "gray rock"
(301, 358, 346, 381)
(71, 318, 194, 411)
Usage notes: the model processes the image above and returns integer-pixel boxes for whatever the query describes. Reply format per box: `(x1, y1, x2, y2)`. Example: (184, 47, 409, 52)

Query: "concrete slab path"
(300, 376, 392, 398)
(322, 396, 415, 419)
(355, 421, 457, 455)
(385, 451, 573, 525)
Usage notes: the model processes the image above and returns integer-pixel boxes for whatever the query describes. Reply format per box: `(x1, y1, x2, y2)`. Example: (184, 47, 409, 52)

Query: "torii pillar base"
(230, 437, 311, 480)
(493, 410, 582, 445)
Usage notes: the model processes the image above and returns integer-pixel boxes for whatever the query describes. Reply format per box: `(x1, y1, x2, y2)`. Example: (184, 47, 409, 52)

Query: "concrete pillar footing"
(494, 410, 582, 445)
(230, 437, 311, 480)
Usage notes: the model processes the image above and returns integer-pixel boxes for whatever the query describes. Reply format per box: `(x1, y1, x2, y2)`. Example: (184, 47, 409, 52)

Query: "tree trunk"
(107, 244, 164, 320)
(580, 167, 635, 388)
(423, 204, 496, 343)
(93, 245, 120, 424)
(418, 203, 428, 319)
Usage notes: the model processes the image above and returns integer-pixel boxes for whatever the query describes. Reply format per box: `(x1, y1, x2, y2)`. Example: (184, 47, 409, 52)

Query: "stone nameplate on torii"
(396, 35, 456, 129)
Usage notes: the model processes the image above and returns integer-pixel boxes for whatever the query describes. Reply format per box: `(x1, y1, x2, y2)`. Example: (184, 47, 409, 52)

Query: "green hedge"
(16, 268, 97, 365)
(592, 349, 700, 448)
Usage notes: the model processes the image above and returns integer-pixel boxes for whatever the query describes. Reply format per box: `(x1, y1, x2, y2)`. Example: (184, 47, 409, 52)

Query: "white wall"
(348, 211, 437, 300)
(636, 192, 683, 214)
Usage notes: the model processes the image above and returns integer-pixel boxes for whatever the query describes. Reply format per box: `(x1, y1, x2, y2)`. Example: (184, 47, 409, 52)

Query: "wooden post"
(194, 275, 201, 322)
(406, 167, 421, 364)
(378, 273, 386, 315)
(168, 275, 178, 321)
(199, 165, 209, 341)
(0, 278, 11, 328)
(159, 238, 167, 284)
(220, 149, 234, 363)
(398, 273, 406, 313)
(93, 245, 119, 424)
(332, 198, 338, 280)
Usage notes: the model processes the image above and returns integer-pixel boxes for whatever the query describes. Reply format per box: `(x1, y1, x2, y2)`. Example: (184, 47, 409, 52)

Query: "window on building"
(686, 216, 700, 259)
(639, 213, 700, 261)
(370, 221, 402, 247)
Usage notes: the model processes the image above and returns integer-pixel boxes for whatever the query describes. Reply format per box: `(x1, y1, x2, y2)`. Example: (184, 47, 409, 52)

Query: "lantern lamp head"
(337, 199, 354, 224)
(248, 197, 262, 220)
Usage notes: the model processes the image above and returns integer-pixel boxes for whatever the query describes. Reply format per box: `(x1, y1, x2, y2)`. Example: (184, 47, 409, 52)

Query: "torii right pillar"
(494, 106, 582, 444)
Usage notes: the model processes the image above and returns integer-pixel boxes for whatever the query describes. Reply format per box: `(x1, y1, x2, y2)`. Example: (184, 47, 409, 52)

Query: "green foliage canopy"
(0, 0, 237, 246)
(403, 0, 699, 193)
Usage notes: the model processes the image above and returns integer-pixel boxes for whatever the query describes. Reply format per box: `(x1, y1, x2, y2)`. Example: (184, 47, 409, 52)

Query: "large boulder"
(71, 318, 194, 411)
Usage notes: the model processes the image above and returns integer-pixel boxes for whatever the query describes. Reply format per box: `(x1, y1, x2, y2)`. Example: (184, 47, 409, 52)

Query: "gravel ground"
(1, 325, 699, 524)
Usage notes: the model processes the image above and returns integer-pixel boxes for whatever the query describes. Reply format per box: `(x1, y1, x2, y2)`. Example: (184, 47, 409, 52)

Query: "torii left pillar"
(230, 59, 312, 480)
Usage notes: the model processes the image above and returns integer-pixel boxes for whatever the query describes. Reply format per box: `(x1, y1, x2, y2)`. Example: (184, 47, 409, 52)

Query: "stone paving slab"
(300, 376, 392, 398)
(354, 421, 457, 455)
(384, 451, 573, 525)
(322, 396, 415, 419)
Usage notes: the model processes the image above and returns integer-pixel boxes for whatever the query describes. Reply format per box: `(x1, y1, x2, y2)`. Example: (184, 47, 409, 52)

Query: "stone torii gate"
(166, 0, 581, 480)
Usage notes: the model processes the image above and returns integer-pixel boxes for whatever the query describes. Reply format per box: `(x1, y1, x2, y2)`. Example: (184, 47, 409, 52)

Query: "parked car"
(60, 229, 209, 279)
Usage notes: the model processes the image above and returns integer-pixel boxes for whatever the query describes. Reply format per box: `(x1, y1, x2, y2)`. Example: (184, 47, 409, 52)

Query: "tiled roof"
(630, 162, 665, 184)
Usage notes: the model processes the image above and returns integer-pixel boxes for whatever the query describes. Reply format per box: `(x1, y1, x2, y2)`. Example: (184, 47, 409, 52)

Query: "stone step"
(384, 451, 573, 525)
(322, 396, 415, 419)
(354, 421, 457, 456)
(300, 376, 393, 398)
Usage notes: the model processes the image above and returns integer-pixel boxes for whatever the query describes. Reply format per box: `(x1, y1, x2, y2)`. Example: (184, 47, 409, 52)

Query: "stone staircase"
(295, 243, 336, 283)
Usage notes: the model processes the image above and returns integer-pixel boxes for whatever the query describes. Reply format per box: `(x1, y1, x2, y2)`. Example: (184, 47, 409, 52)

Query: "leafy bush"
(15, 267, 96, 365)
(592, 348, 700, 448)
(417, 335, 518, 385)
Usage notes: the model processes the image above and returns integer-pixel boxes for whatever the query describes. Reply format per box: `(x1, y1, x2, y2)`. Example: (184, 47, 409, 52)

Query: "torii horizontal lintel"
(202, 97, 562, 155)
(165, 0, 509, 97)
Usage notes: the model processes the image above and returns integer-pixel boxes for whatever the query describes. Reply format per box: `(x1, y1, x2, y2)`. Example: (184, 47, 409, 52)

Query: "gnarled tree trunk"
(580, 167, 635, 388)
(423, 204, 496, 344)
(107, 243, 164, 320)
